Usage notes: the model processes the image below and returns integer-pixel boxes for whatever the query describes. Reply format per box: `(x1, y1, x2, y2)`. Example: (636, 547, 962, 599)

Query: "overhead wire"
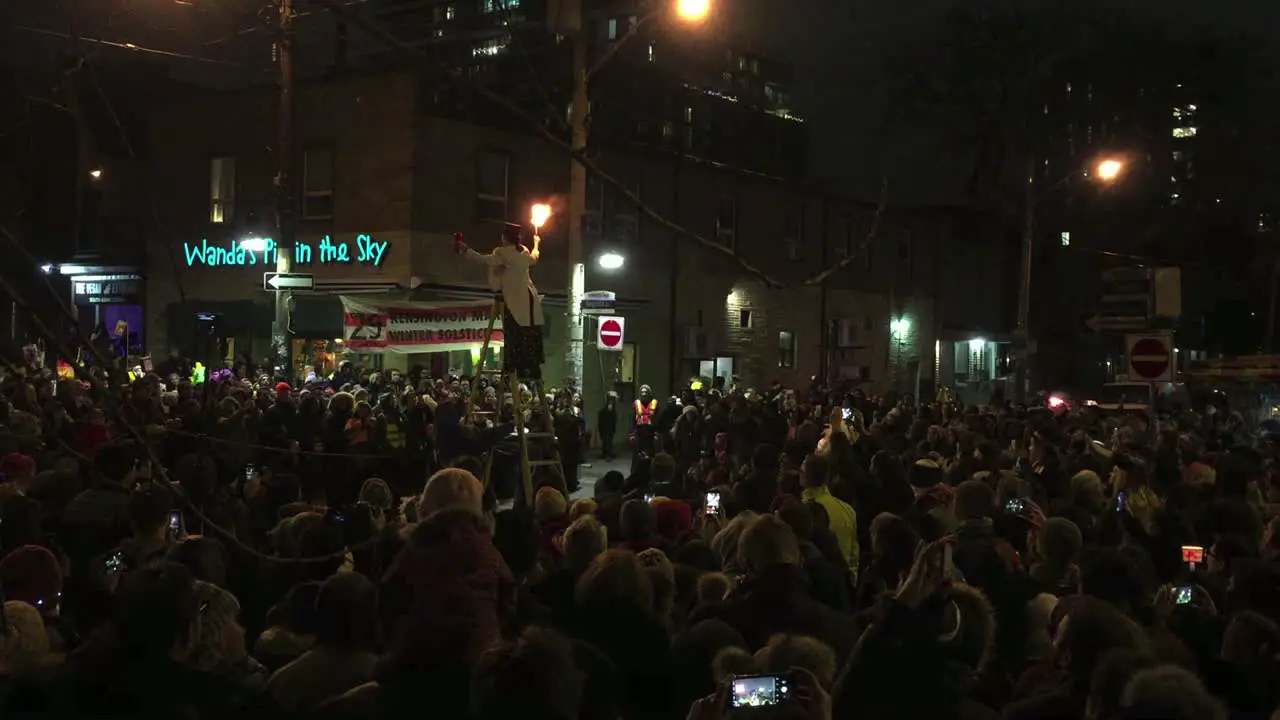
(315, 0, 888, 290)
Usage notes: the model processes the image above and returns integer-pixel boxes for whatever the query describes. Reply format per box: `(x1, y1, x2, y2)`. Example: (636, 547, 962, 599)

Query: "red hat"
(275, 382, 292, 397)
(0, 545, 63, 612)
(0, 453, 34, 479)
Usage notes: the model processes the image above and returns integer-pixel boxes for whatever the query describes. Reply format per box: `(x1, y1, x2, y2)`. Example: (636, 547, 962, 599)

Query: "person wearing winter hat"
(358, 478, 394, 511)
(0, 452, 36, 498)
(0, 545, 63, 617)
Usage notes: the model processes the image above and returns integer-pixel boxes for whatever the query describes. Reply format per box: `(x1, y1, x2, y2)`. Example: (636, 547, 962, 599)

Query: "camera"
(730, 673, 794, 708)
(1174, 585, 1193, 605)
(705, 491, 721, 516)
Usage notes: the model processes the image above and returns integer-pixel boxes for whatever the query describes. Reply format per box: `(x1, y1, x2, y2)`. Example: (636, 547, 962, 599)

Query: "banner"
(340, 296, 503, 353)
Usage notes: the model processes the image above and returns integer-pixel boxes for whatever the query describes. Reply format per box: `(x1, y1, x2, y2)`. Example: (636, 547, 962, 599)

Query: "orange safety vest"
(634, 398, 657, 425)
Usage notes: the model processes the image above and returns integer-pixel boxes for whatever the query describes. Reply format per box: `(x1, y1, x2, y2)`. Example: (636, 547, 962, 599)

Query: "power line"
(14, 25, 251, 68)
(313, 0, 886, 290)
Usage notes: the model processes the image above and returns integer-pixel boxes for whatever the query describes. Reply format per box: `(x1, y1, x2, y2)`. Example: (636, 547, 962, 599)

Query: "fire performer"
(455, 223, 545, 380)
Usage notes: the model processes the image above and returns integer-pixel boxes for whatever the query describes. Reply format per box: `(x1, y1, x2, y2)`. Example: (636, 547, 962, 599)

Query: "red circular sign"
(1129, 337, 1170, 379)
(598, 318, 623, 348)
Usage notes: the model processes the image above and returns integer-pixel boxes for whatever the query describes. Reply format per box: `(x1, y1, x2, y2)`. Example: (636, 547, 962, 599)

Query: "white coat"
(465, 243, 545, 327)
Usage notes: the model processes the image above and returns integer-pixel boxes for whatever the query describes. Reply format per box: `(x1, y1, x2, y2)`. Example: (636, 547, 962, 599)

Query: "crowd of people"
(0, 349, 1278, 720)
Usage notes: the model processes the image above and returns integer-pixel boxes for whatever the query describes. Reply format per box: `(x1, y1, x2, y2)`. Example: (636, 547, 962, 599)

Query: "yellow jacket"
(802, 485, 859, 579)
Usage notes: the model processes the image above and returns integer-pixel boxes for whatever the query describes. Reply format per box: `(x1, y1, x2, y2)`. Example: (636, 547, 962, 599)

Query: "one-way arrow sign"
(263, 272, 315, 291)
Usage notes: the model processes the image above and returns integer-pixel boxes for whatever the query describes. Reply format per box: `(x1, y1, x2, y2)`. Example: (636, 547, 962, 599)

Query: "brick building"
(139, 70, 964, 405)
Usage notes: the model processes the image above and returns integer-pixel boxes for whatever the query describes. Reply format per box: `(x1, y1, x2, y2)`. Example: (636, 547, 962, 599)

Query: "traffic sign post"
(596, 316, 625, 351)
(1126, 333, 1174, 382)
(581, 290, 617, 316)
(263, 272, 315, 291)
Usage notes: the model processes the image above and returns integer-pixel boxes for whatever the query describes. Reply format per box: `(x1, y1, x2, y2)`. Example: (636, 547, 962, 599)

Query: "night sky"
(729, 0, 1280, 204)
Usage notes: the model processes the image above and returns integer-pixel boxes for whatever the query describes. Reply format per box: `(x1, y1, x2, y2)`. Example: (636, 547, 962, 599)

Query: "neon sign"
(183, 234, 388, 268)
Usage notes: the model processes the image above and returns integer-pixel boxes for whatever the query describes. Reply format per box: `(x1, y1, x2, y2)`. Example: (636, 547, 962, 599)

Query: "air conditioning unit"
(683, 326, 709, 358)
(836, 319, 859, 348)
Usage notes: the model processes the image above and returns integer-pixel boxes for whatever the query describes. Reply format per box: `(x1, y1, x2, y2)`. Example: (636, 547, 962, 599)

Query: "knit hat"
(275, 382, 291, 397)
(358, 478, 394, 509)
(908, 459, 945, 489)
(0, 453, 34, 480)
(0, 545, 63, 612)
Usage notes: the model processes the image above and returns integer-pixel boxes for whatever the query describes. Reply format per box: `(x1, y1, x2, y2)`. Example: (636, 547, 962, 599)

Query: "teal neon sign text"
(183, 234, 388, 268)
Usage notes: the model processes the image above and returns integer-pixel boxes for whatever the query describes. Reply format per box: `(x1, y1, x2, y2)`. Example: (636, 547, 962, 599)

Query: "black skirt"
(503, 294, 544, 380)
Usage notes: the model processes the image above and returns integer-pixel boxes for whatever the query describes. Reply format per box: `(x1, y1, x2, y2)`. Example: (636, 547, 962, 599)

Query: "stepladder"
(467, 293, 567, 505)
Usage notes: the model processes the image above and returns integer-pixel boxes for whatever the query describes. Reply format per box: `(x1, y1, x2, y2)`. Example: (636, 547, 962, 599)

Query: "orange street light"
(530, 203, 552, 230)
(676, 0, 710, 22)
(1096, 159, 1124, 182)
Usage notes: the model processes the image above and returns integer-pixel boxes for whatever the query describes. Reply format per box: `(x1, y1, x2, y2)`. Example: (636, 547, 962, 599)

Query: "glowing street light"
(530, 203, 552, 230)
(88, 168, 102, 180)
(676, 0, 710, 21)
(1096, 158, 1124, 182)
(598, 252, 625, 270)
(240, 236, 268, 253)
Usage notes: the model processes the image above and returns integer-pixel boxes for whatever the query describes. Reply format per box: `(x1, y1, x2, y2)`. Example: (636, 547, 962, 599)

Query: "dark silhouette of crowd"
(0, 360, 1275, 720)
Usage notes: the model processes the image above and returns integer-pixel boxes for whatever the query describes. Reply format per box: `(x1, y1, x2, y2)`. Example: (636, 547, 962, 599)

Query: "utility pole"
(564, 0, 588, 395)
(274, 0, 296, 381)
(1014, 157, 1035, 405)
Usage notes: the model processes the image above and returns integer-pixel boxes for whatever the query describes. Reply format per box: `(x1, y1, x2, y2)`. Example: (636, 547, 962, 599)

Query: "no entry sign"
(597, 316, 625, 351)
(1126, 333, 1173, 382)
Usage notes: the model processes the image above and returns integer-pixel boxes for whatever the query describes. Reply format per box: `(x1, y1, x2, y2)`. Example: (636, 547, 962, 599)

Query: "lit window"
(778, 331, 795, 368)
(481, 0, 518, 12)
(1060, 231, 1070, 247)
(607, 18, 618, 40)
(209, 156, 235, 223)
(1172, 126, 1197, 139)
(302, 147, 333, 220)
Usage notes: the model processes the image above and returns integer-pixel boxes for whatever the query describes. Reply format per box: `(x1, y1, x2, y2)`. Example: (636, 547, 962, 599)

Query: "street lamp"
(676, 0, 711, 22)
(1014, 154, 1128, 402)
(240, 236, 268, 253)
(1096, 158, 1124, 182)
(598, 252, 625, 270)
(564, 0, 711, 396)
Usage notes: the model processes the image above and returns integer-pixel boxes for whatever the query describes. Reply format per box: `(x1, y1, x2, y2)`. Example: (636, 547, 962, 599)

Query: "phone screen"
(244, 464, 257, 480)
(1115, 491, 1127, 512)
(1181, 545, 1205, 564)
(1004, 498, 1025, 514)
(167, 510, 182, 539)
(705, 492, 721, 515)
(1174, 585, 1193, 605)
(841, 407, 852, 421)
(730, 674, 792, 708)
(104, 550, 124, 577)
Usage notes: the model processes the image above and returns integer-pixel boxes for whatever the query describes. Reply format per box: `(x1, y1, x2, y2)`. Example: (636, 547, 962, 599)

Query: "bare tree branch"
(799, 178, 888, 287)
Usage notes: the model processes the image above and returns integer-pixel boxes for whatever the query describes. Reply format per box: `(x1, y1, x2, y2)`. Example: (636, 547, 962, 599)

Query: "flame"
(530, 203, 552, 229)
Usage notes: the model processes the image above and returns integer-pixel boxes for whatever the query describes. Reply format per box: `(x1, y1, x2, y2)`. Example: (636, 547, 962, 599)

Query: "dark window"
(302, 147, 334, 220)
(475, 150, 509, 222)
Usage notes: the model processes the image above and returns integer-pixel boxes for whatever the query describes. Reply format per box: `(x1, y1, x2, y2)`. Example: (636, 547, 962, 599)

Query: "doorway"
(696, 356, 735, 390)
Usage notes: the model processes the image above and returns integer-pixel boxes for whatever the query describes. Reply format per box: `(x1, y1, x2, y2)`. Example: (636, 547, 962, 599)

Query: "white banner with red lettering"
(340, 296, 503, 353)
